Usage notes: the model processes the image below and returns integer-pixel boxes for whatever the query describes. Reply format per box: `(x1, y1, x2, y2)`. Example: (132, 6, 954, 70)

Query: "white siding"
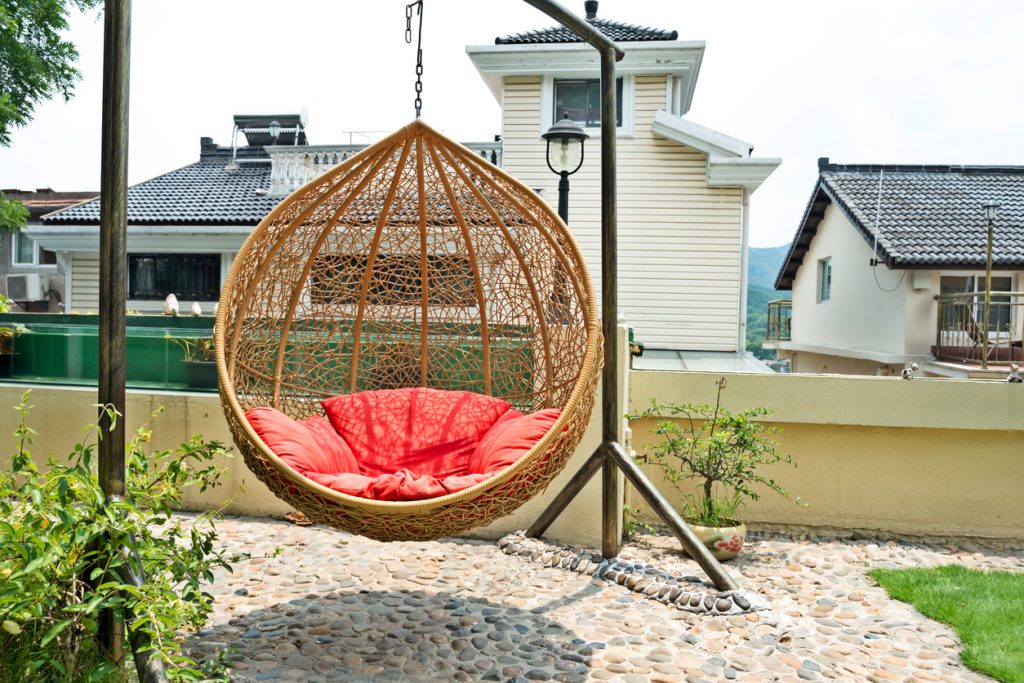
(70, 252, 100, 312)
(502, 75, 742, 351)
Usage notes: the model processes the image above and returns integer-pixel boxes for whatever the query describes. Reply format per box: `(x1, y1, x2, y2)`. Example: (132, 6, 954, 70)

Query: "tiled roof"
(775, 161, 1024, 289)
(43, 158, 276, 225)
(496, 1, 677, 46)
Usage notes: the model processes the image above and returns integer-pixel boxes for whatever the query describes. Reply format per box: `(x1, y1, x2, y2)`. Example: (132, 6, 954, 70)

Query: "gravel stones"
(180, 513, 1020, 682)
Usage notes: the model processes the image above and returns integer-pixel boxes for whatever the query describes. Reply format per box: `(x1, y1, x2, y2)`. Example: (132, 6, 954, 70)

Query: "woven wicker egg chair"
(215, 119, 600, 542)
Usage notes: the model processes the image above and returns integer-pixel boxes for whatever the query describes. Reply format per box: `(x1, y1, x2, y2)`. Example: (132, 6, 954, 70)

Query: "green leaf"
(40, 618, 71, 646)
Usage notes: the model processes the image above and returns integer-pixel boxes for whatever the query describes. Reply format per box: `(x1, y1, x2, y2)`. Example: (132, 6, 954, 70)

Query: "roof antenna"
(870, 168, 883, 267)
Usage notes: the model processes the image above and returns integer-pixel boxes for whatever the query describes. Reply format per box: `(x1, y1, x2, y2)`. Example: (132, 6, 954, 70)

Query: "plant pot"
(685, 521, 747, 561)
(183, 360, 218, 389)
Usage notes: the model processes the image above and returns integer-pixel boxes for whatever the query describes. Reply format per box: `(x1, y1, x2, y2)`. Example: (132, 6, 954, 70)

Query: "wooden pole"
(97, 0, 131, 662)
(598, 47, 620, 559)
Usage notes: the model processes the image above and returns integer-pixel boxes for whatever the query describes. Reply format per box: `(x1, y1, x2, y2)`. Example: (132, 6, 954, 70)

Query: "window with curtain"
(128, 253, 221, 301)
(553, 78, 623, 128)
(939, 275, 1012, 331)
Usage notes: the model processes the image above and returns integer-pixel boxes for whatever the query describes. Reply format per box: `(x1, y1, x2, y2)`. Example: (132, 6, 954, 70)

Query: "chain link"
(405, 1, 424, 118)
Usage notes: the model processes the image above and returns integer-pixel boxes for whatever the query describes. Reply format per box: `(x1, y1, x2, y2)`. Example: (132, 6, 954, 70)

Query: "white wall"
(790, 204, 909, 356)
(501, 75, 744, 351)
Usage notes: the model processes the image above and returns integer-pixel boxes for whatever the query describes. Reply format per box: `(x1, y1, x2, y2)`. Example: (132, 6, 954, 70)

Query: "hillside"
(746, 246, 791, 359)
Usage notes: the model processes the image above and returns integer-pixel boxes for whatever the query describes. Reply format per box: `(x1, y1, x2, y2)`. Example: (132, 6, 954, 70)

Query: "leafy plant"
(166, 336, 215, 363)
(0, 298, 29, 355)
(629, 377, 804, 527)
(0, 390, 233, 681)
(622, 504, 656, 539)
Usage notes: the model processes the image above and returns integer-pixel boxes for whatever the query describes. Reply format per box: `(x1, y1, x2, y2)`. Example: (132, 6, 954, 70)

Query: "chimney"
(584, 1, 598, 20)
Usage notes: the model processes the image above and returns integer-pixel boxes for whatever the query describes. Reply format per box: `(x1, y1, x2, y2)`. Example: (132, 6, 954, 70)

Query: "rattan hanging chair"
(215, 119, 600, 542)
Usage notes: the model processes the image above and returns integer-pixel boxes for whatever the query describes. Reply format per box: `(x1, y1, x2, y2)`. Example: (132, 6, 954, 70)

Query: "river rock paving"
(182, 514, 1023, 682)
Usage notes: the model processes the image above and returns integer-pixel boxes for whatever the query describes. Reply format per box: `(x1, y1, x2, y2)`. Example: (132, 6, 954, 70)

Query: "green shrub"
(0, 390, 232, 681)
(629, 377, 805, 527)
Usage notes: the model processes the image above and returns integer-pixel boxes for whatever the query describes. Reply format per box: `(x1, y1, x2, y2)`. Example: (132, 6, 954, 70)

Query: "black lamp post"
(982, 201, 1000, 368)
(542, 114, 589, 223)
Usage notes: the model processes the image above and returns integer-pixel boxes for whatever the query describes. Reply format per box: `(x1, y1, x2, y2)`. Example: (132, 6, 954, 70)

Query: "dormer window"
(540, 74, 635, 137)
(553, 78, 623, 127)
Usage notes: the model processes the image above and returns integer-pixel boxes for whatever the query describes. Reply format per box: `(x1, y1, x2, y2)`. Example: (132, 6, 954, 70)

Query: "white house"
(467, 0, 780, 360)
(767, 158, 1024, 379)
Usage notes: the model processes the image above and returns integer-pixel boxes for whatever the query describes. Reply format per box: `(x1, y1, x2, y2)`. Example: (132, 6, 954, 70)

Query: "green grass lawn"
(871, 565, 1024, 683)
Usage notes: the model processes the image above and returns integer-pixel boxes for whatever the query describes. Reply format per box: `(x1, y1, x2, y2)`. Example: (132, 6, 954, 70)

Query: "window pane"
(39, 249, 57, 265)
(554, 78, 623, 127)
(128, 253, 220, 300)
(14, 233, 35, 265)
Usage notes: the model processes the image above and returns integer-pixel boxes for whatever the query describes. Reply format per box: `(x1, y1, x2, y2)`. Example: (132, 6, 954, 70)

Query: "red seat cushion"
(246, 407, 358, 476)
(469, 408, 562, 474)
(321, 388, 512, 480)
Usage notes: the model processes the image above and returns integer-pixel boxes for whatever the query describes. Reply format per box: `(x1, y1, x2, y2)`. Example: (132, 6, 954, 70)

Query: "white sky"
(0, 0, 1022, 247)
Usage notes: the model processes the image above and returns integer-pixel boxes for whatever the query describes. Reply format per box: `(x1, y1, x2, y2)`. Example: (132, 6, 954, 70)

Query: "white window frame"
(539, 73, 635, 138)
(11, 231, 57, 268)
(816, 257, 831, 303)
(939, 271, 1016, 335)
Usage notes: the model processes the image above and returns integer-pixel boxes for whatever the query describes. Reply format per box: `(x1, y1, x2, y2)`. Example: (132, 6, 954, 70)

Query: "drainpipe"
(737, 187, 750, 353)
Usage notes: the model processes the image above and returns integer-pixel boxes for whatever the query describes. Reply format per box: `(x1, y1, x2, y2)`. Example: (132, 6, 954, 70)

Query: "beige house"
(767, 159, 1024, 378)
(467, 1, 779, 357)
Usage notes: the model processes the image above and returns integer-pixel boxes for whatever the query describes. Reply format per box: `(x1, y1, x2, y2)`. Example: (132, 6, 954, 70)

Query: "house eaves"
(465, 42, 705, 113)
(652, 110, 780, 193)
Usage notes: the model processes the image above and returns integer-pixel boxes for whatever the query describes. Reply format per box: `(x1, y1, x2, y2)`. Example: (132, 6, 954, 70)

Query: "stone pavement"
(183, 515, 1023, 682)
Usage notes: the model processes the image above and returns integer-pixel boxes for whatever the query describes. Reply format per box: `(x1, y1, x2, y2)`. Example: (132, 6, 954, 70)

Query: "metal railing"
(765, 299, 792, 342)
(934, 291, 1024, 366)
(266, 141, 502, 196)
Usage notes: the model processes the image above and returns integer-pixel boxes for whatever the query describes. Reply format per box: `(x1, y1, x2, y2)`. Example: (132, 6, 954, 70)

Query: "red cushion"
(299, 415, 359, 473)
(306, 469, 495, 501)
(322, 388, 512, 479)
(246, 407, 358, 477)
(470, 408, 562, 474)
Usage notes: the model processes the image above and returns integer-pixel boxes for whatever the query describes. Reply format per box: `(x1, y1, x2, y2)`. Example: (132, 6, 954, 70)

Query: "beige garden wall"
(0, 329, 629, 549)
(627, 370, 1024, 540)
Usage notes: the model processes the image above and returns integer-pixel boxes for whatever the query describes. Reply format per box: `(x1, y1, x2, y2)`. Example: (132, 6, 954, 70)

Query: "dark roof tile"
(496, 17, 677, 44)
(776, 163, 1024, 289)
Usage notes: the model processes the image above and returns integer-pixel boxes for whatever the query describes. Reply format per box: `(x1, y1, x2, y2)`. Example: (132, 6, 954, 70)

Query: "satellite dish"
(299, 108, 309, 128)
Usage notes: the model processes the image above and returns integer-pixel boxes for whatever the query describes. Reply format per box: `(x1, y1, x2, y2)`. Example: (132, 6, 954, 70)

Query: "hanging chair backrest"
(217, 120, 598, 419)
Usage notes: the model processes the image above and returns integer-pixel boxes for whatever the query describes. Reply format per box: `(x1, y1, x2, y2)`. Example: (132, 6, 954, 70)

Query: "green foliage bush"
(629, 377, 805, 527)
(0, 391, 232, 681)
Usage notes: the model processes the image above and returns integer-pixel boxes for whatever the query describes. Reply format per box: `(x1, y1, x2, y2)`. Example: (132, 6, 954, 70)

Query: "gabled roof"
(44, 143, 277, 226)
(2, 189, 97, 220)
(775, 159, 1024, 289)
(495, 1, 677, 44)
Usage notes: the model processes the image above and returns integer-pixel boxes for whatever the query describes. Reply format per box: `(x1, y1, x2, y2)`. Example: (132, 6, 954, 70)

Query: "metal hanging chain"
(405, 0, 425, 118)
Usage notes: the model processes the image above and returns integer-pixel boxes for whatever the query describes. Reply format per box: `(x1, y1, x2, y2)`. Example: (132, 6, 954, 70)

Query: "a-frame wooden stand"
(522, 0, 737, 593)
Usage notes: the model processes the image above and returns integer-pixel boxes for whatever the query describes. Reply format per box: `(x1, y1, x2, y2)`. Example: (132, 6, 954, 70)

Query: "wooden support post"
(97, 0, 131, 663)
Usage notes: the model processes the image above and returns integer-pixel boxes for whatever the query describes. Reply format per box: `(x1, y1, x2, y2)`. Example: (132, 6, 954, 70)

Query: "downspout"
(737, 187, 750, 353)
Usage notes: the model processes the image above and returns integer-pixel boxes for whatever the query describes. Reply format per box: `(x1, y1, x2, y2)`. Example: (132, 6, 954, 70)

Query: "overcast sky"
(1, 0, 1021, 247)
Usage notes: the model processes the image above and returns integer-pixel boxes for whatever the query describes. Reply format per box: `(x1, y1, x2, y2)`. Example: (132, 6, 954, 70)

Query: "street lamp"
(542, 114, 589, 223)
(982, 201, 999, 368)
(268, 120, 282, 142)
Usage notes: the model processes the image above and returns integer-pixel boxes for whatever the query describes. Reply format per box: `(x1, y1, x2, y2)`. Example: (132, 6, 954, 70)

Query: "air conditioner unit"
(5, 273, 47, 301)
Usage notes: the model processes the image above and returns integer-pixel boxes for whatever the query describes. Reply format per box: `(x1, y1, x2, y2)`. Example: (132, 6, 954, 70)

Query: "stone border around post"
(498, 532, 770, 616)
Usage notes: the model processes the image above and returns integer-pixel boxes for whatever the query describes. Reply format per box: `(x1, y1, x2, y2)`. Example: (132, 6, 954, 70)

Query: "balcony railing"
(765, 300, 792, 342)
(266, 141, 502, 197)
(934, 291, 1024, 366)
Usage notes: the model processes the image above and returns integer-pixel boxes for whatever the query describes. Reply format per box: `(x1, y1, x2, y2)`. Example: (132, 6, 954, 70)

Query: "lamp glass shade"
(549, 137, 582, 174)
(268, 120, 282, 141)
(983, 202, 999, 222)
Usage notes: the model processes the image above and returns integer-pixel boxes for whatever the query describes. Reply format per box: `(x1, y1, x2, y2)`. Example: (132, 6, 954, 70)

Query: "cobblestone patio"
(184, 515, 1023, 682)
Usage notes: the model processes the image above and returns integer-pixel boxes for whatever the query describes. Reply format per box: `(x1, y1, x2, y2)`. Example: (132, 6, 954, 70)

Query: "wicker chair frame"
(215, 119, 600, 541)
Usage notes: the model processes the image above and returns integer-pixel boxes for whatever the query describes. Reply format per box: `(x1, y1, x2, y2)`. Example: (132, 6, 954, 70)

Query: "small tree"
(630, 377, 804, 527)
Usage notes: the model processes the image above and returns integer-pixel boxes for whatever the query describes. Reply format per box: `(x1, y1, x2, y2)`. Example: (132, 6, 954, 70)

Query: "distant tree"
(0, 0, 101, 228)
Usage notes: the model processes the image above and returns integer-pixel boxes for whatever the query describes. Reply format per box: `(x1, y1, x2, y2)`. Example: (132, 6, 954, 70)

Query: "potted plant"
(629, 377, 804, 560)
(166, 335, 217, 389)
